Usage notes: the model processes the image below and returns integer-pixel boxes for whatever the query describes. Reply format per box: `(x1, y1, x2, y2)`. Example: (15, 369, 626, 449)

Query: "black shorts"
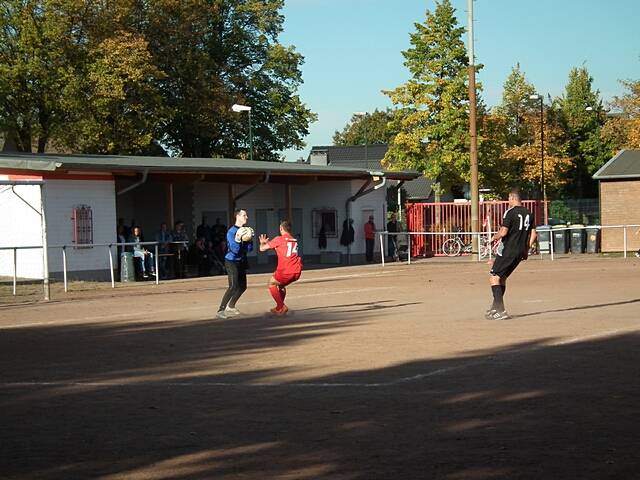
(490, 255, 521, 279)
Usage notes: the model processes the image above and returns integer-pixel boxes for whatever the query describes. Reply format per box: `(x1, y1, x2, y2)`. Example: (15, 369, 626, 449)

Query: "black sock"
(501, 284, 506, 296)
(491, 285, 505, 311)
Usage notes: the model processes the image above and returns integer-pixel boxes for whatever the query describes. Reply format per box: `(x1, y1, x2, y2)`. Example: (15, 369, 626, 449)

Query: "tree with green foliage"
(601, 78, 640, 151)
(142, 0, 316, 159)
(0, 0, 73, 152)
(493, 63, 538, 145)
(333, 109, 396, 146)
(383, 0, 475, 200)
(0, 0, 316, 159)
(480, 64, 571, 198)
(553, 66, 608, 197)
(0, 0, 168, 154)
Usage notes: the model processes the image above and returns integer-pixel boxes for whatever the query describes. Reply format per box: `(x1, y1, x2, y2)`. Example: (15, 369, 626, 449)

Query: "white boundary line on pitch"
(2, 326, 637, 389)
(0, 286, 400, 330)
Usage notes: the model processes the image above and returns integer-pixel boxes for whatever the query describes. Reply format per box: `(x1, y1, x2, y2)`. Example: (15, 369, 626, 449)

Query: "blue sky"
(278, 0, 640, 161)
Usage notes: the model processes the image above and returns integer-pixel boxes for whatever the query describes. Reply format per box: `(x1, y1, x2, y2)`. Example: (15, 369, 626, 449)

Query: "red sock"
(280, 287, 286, 303)
(269, 285, 283, 309)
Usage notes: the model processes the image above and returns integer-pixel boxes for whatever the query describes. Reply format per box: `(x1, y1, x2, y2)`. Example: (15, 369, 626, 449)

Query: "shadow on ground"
(1, 303, 639, 479)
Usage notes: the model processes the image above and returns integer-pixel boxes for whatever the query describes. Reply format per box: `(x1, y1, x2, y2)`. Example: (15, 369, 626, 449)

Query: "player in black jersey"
(486, 188, 537, 320)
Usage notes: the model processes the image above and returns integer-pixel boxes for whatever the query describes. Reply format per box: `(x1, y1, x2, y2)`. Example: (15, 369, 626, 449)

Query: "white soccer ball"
(236, 226, 254, 242)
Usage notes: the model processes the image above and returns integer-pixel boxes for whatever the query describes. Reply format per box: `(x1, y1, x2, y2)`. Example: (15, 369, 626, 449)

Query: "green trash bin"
(537, 225, 551, 253)
(120, 252, 135, 282)
(570, 224, 586, 254)
(586, 226, 601, 253)
(552, 225, 569, 254)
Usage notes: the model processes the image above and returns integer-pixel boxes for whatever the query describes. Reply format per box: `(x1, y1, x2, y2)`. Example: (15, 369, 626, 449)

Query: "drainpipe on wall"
(344, 173, 386, 264)
(234, 171, 271, 205)
(117, 169, 149, 196)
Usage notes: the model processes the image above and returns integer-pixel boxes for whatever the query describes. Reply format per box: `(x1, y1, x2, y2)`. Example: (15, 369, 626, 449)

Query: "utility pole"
(467, 0, 480, 254)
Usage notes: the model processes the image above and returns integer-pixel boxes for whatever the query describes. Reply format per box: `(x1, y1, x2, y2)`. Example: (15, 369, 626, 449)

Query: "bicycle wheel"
(442, 238, 462, 256)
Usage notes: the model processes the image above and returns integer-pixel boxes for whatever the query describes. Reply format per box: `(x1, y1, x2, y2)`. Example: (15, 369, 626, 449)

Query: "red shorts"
(274, 270, 301, 287)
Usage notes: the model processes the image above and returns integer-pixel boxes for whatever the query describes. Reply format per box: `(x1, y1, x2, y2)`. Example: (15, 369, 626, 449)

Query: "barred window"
(72, 205, 93, 245)
(312, 209, 338, 238)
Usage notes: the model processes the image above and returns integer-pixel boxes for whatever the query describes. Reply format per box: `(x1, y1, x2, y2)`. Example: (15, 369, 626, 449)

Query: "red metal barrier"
(406, 200, 548, 257)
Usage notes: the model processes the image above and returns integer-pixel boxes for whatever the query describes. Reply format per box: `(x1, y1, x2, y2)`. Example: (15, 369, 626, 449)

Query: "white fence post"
(108, 245, 115, 289)
(623, 225, 627, 258)
(408, 234, 411, 265)
(62, 246, 68, 293)
(12, 247, 17, 296)
(155, 244, 160, 284)
(550, 229, 555, 261)
(379, 233, 385, 267)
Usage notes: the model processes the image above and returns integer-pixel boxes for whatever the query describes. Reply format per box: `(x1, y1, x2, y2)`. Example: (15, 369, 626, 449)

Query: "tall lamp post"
(529, 94, 547, 222)
(232, 104, 253, 161)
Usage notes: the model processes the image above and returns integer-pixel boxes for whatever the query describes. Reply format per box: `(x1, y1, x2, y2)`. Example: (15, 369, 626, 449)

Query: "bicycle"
(441, 228, 498, 258)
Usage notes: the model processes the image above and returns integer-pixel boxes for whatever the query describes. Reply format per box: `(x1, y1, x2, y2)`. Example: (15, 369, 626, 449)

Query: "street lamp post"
(231, 104, 253, 161)
(529, 94, 546, 205)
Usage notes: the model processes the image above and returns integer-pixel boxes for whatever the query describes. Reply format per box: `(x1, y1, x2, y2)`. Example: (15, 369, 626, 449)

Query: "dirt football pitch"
(1, 256, 640, 479)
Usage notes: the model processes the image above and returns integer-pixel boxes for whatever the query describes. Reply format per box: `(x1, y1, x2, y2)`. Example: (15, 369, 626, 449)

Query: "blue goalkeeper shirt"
(225, 225, 254, 262)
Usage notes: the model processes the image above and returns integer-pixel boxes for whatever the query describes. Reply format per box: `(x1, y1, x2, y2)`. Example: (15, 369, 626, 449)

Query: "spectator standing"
(172, 220, 189, 278)
(194, 238, 211, 276)
(197, 217, 212, 243)
(386, 213, 399, 261)
(364, 215, 376, 263)
(155, 222, 173, 279)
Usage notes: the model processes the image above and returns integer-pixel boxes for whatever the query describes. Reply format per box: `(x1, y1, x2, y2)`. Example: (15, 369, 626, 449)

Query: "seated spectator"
(155, 222, 173, 279)
(171, 220, 189, 278)
(213, 218, 227, 244)
(194, 237, 212, 276)
(196, 217, 212, 244)
(128, 226, 156, 279)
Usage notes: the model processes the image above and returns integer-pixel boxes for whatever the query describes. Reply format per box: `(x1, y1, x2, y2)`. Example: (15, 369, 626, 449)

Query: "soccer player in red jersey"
(258, 220, 303, 315)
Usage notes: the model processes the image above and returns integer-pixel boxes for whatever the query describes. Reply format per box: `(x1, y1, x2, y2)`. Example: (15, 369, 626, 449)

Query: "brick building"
(593, 149, 640, 252)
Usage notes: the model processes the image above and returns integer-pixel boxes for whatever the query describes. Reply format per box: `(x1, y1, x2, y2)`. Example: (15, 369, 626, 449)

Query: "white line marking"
(0, 286, 399, 330)
(2, 326, 637, 389)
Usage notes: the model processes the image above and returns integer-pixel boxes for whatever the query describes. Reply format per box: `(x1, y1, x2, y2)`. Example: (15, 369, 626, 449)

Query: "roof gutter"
(117, 168, 149, 196)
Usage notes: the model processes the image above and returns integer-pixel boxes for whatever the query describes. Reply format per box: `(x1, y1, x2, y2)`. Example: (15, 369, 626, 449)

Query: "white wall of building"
(193, 179, 387, 260)
(44, 179, 117, 278)
(0, 179, 44, 279)
(0, 178, 117, 279)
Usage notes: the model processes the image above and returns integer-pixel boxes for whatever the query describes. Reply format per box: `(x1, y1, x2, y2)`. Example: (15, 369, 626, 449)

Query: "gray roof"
(593, 150, 640, 180)
(309, 145, 433, 199)
(0, 152, 420, 181)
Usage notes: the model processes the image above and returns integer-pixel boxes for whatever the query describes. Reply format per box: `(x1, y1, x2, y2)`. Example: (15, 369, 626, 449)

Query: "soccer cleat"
(485, 309, 497, 319)
(270, 306, 281, 314)
(635, 251, 640, 258)
(216, 310, 227, 319)
(225, 306, 241, 316)
(274, 305, 289, 316)
(489, 310, 511, 320)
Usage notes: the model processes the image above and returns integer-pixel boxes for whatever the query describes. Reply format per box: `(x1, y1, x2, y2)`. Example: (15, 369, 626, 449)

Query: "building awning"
(593, 149, 640, 180)
(0, 153, 421, 184)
